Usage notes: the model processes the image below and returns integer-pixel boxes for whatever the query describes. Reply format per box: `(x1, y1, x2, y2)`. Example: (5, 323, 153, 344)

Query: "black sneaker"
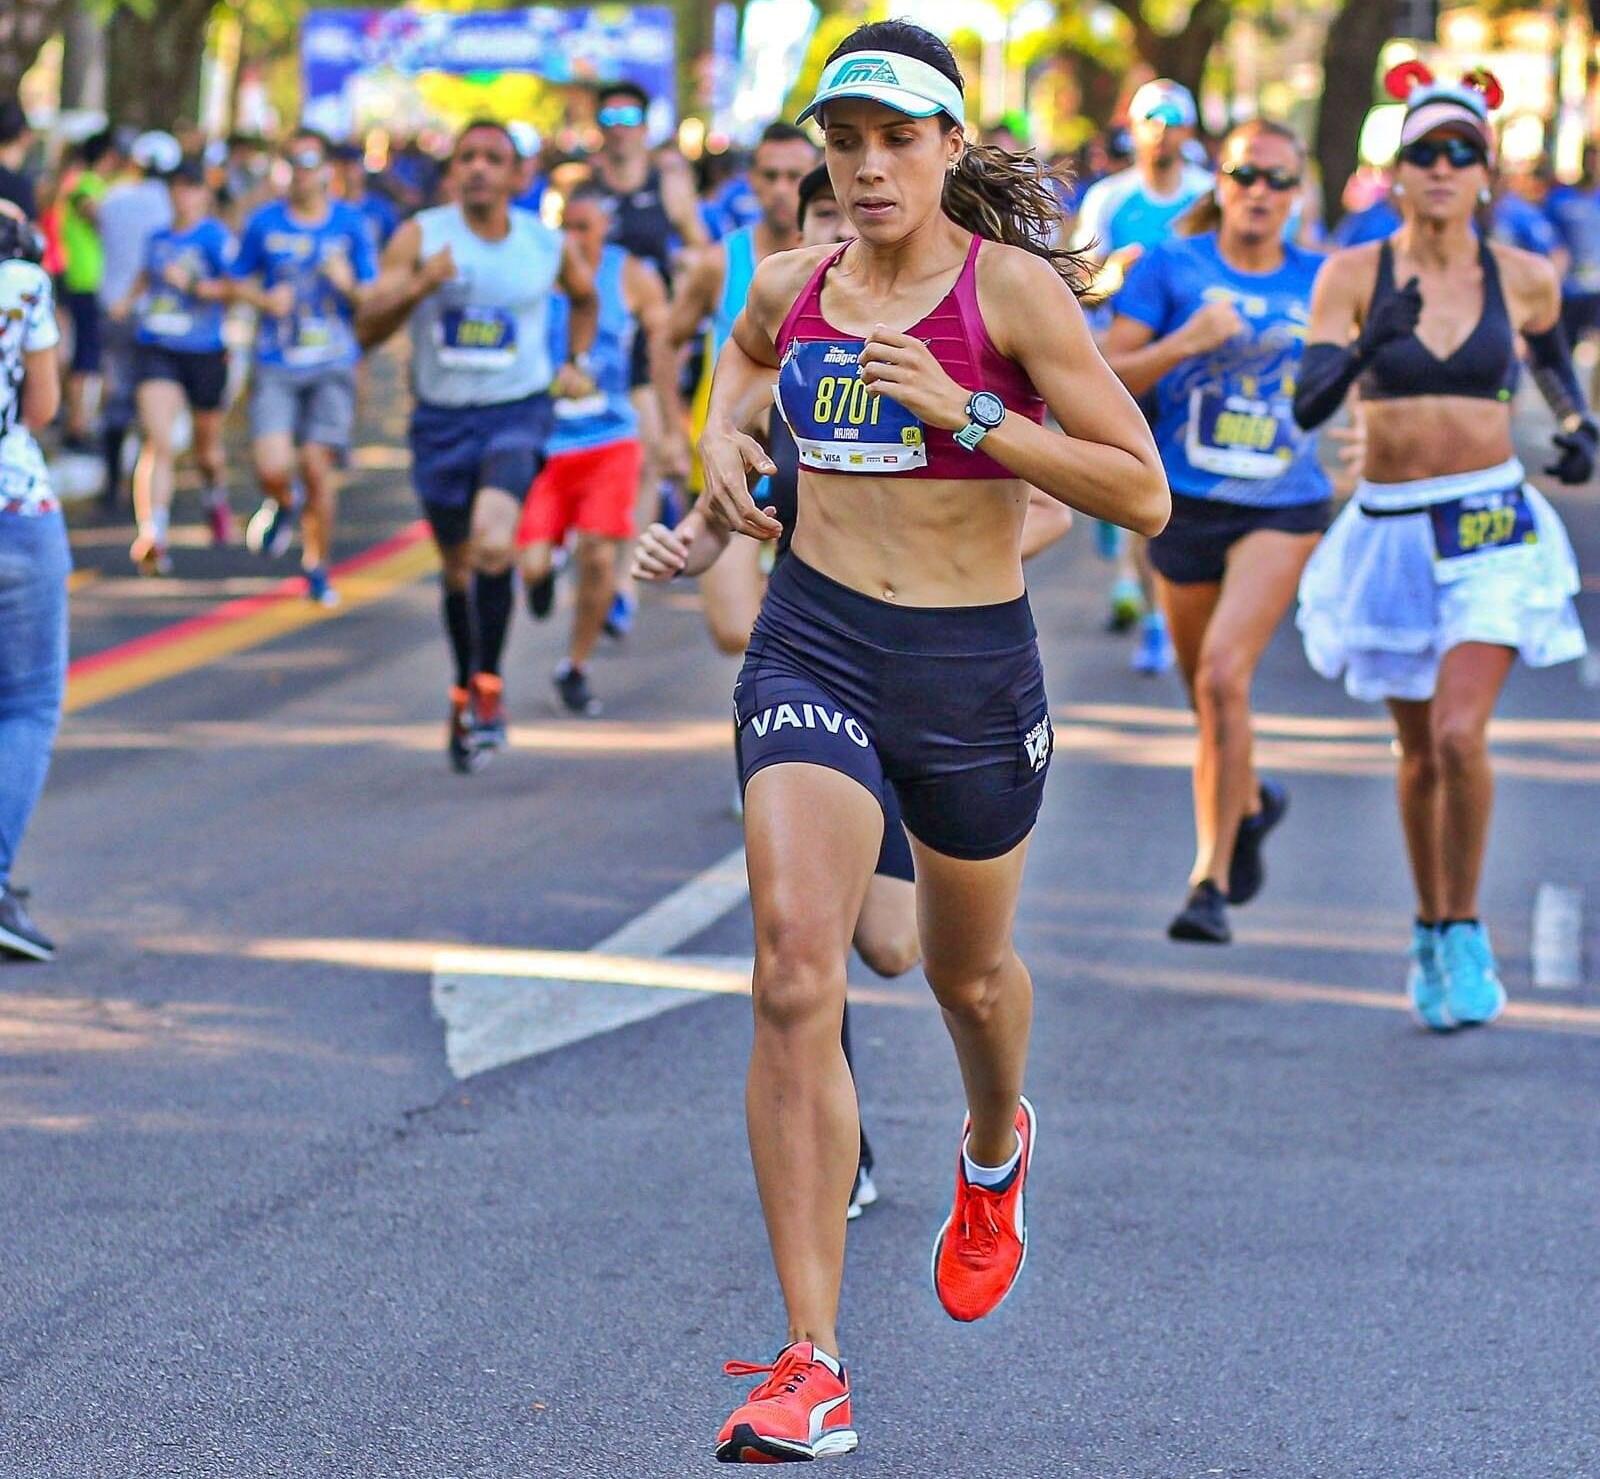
(553, 662, 601, 717)
(1168, 881, 1231, 944)
(447, 686, 482, 775)
(526, 569, 556, 620)
(1228, 779, 1288, 907)
(0, 885, 56, 961)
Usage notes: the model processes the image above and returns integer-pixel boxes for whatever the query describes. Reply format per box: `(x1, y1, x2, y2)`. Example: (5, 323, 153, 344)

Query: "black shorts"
(134, 344, 229, 412)
(62, 289, 102, 373)
(410, 392, 553, 548)
(735, 556, 1052, 862)
(1148, 492, 1330, 586)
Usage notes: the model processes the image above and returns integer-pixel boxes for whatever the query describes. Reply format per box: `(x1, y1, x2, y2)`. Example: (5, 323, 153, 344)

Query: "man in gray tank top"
(359, 121, 596, 772)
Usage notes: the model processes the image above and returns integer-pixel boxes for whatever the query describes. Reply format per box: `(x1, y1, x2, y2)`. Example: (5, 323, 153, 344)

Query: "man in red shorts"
(517, 182, 677, 714)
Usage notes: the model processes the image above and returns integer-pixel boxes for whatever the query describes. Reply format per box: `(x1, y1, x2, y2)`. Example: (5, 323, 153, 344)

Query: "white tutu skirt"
(1297, 461, 1587, 703)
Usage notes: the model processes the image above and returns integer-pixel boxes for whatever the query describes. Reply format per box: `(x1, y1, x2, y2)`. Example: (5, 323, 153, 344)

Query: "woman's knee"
(924, 949, 1016, 1025)
(753, 917, 848, 1033)
(853, 922, 920, 980)
(1195, 648, 1251, 717)
(1432, 709, 1488, 775)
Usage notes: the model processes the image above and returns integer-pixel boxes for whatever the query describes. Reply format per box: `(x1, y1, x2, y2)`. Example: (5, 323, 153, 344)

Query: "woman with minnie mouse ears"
(1294, 63, 1589, 1032)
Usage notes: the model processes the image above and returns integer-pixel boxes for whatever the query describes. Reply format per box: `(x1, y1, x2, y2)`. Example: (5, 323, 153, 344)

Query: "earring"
(1392, 182, 1405, 198)
(948, 156, 960, 173)
(1478, 185, 1493, 206)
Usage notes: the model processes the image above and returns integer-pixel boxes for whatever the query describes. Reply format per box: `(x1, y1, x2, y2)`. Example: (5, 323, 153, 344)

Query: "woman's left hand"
(858, 326, 969, 432)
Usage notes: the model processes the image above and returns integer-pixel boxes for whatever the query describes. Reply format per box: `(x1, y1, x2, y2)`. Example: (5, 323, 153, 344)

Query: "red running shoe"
(716, 1342, 857, 1463)
(931, 1094, 1036, 1322)
(469, 672, 507, 756)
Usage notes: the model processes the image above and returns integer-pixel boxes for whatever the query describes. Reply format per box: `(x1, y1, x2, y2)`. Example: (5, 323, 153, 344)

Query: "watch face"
(970, 391, 1005, 428)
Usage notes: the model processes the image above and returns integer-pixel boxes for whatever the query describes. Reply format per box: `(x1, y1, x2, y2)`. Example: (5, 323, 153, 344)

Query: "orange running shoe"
(715, 1341, 857, 1463)
(931, 1094, 1036, 1322)
(469, 672, 507, 756)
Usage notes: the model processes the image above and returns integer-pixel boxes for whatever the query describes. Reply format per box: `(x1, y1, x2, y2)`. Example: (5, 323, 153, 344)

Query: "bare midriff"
(789, 470, 1030, 605)
(1362, 395, 1515, 485)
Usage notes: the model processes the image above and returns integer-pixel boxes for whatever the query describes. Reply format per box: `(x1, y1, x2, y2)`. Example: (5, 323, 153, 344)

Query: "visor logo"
(834, 57, 899, 87)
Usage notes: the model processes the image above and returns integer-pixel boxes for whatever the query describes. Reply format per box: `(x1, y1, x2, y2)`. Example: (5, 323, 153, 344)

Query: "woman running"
(1295, 65, 1590, 1030)
(113, 157, 236, 574)
(1103, 121, 1330, 944)
(693, 22, 1166, 1462)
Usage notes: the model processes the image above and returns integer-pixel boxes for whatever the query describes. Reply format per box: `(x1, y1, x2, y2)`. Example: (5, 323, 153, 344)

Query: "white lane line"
(431, 848, 751, 1078)
(1531, 883, 1585, 991)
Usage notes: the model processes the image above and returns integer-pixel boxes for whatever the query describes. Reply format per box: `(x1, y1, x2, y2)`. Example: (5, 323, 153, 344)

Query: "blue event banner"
(302, 7, 677, 118)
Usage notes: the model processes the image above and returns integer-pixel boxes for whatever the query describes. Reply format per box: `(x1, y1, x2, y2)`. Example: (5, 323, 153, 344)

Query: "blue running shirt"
(231, 200, 377, 371)
(1115, 232, 1330, 507)
(136, 219, 235, 354)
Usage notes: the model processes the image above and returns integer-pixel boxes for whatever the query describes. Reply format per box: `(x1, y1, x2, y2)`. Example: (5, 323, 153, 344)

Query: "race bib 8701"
(775, 339, 927, 473)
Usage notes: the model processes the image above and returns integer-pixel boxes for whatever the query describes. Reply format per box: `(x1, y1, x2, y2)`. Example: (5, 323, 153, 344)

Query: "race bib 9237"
(1428, 485, 1538, 580)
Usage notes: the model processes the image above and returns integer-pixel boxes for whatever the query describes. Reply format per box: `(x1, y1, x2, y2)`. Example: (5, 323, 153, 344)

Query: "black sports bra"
(1357, 239, 1517, 404)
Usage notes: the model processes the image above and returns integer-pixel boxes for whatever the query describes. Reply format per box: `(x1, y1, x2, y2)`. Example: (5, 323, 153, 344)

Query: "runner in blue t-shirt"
(333, 144, 400, 256)
(1544, 172, 1600, 375)
(1104, 120, 1333, 946)
(111, 157, 236, 572)
(231, 130, 377, 605)
(1069, 79, 1213, 671)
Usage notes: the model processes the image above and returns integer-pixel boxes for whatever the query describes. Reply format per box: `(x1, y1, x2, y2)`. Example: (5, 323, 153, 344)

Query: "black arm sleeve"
(1525, 320, 1590, 429)
(1293, 342, 1365, 431)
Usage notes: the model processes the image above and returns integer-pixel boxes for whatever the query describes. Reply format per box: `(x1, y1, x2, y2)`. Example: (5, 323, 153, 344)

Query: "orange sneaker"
(931, 1095, 1036, 1322)
(716, 1342, 857, 1463)
(469, 672, 507, 756)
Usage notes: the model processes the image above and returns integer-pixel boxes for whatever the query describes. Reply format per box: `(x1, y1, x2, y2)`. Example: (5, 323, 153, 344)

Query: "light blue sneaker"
(1441, 921, 1507, 1027)
(1131, 611, 1175, 675)
(1406, 922, 1455, 1032)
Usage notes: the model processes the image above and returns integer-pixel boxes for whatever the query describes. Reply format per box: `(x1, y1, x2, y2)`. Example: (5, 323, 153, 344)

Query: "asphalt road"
(3, 381, 1598, 1477)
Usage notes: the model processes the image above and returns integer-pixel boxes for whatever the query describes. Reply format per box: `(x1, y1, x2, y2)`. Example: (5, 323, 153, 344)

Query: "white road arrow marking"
(430, 846, 752, 1078)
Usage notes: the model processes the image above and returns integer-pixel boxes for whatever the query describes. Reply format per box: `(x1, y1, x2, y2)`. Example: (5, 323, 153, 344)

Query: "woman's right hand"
(697, 423, 781, 540)
(633, 521, 691, 581)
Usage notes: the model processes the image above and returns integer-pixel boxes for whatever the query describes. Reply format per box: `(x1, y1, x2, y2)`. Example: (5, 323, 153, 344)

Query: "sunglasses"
(1399, 137, 1486, 170)
(288, 150, 325, 170)
(597, 105, 646, 129)
(1221, 164, 1301, 192)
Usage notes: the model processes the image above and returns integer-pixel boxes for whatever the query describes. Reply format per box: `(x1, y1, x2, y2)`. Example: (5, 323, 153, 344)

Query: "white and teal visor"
(797, 52, 966, 129)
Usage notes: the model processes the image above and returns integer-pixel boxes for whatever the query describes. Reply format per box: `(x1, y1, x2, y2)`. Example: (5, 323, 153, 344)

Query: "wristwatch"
(954, 390, 1006, 451)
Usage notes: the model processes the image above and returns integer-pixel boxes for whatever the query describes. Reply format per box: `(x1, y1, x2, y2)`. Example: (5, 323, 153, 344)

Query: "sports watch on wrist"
(954, 390, 1006, 451)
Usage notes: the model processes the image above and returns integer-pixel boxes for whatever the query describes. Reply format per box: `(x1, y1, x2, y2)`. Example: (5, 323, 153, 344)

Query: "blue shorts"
(735, 556, 1052, 862)
(410, 392, 553, 545)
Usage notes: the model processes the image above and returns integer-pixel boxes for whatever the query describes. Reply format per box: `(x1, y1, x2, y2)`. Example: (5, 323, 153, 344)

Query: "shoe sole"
(1228, 785, 1289, 907)
(1167, 917, 1231, 944)
(715, 1422, 859, 1463)
(0, 922, 55, 962)
(930, 1095, 1036, 1322)
(1452, 981, 1507, 1028)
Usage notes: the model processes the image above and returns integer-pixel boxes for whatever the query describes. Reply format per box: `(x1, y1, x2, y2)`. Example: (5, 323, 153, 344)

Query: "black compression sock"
(473, 569, 514, 677)
(442, 586, 473, 688)
(1442, 917, 1480, 929)
(1416, 917, 1437, 931)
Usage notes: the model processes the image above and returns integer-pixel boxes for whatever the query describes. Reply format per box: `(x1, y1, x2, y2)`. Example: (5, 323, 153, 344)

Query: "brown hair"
(823, 22, 1091, 296)
(1177, 119, 1304, 238)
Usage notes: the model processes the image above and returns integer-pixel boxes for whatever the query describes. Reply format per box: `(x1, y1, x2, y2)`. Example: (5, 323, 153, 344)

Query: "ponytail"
(943, 144, 1093, 296)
